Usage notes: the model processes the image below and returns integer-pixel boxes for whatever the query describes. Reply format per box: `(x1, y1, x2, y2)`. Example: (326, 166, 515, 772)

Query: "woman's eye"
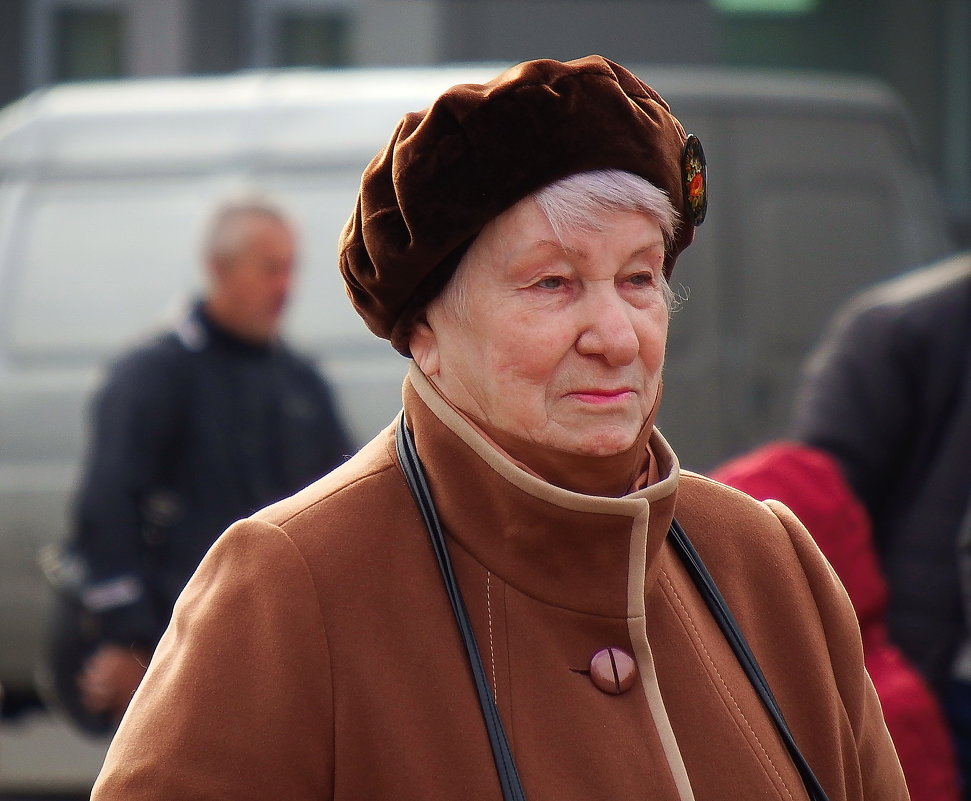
(535, 276, 565, 290)
(626, 272, 655, 287)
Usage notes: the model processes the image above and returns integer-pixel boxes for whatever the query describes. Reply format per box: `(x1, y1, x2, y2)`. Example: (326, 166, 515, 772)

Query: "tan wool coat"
(92, 365, 908, 801)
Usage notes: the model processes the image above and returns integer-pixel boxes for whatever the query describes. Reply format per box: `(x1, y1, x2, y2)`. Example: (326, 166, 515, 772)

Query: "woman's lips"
(570, 388, 635, 405)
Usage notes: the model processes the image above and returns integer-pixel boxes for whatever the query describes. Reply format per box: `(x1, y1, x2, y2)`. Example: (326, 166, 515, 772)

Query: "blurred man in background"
(47, 194, 352, 731)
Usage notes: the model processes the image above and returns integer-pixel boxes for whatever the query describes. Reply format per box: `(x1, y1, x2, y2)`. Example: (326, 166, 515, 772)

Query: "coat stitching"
(660, 567, 796, 801)
(487, 569, 498, 703)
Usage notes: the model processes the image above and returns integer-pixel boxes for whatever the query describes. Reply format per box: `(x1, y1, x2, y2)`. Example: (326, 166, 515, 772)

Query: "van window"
(55, 7, 125, 81)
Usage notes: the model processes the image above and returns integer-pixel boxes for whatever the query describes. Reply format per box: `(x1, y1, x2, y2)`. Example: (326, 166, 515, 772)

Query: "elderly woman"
(91, 56, 906, 801)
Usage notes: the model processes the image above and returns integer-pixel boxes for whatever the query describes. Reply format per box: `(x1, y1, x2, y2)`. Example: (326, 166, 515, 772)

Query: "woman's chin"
(557, 429, 640, 458)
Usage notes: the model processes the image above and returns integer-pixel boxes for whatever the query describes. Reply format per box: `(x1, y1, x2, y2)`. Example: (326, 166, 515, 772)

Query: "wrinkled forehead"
(446, 195, 666, 294)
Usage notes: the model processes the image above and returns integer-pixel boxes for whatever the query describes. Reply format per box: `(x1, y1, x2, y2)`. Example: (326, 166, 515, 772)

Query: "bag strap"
(395, 415, 527, 801)
(395, 414, 829, 801)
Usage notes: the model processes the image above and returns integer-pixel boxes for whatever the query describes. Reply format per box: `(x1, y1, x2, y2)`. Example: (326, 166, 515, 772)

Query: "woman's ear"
(408, 313, 440, 376)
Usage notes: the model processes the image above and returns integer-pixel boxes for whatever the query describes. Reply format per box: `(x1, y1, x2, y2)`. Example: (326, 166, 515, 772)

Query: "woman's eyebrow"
(626, 241, 666, 259)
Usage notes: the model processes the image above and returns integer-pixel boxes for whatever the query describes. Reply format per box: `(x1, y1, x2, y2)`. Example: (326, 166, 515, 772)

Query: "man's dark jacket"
(70, 302, 353, 647)
(792, 252, 971, 694)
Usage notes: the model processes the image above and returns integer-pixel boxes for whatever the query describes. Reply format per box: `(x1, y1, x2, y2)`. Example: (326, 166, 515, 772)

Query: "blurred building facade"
(0, 0, 967, 238)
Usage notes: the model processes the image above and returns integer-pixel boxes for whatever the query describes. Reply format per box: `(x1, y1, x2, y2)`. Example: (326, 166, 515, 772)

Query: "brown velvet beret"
(339, 54, 702, 355)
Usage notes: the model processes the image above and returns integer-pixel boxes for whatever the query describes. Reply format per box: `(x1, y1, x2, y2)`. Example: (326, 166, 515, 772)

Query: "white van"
(0, 64, 955, 778)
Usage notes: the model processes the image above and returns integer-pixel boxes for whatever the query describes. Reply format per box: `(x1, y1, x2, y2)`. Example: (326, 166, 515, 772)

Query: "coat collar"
(403, 363, 680, 617)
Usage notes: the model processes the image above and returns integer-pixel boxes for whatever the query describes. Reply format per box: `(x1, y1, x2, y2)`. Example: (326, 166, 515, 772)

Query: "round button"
(589, 647, 637, 695)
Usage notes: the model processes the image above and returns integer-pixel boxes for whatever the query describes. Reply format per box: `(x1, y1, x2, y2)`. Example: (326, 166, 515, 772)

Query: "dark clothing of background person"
(69, 300, 352, 650)
(792, 251, 971, 797)
(791, 251, 971, 696)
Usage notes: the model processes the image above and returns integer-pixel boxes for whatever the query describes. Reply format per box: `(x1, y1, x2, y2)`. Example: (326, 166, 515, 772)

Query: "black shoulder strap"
(396, 414, 829, 801)
(395, 415, 526, 801)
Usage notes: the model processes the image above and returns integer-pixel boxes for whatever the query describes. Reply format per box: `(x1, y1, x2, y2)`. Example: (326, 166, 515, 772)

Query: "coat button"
(589, 647, 637, 694)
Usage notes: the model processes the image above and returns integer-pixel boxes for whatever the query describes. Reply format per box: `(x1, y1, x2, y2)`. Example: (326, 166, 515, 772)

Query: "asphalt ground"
(0, 710, 105, 799)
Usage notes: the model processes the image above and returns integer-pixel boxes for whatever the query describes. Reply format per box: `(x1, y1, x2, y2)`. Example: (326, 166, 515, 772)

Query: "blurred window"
(712, 0, 817, 11)
(54, 6, 124, 80)
(276, 10, 350, 67)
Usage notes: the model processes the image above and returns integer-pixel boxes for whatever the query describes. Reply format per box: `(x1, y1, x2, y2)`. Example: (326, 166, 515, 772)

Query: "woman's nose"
(575, 291, 639, 366)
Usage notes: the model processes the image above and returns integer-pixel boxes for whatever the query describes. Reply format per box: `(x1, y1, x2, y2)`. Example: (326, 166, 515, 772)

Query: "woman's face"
(410, 197, 670, 457)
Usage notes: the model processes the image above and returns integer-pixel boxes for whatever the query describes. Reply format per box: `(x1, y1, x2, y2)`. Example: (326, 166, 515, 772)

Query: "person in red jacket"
(711, 441, 960, 801)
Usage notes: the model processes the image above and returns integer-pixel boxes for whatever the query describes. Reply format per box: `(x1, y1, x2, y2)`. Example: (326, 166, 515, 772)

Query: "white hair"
(533, 169, 679, 247)
(437, 169, 679, 319)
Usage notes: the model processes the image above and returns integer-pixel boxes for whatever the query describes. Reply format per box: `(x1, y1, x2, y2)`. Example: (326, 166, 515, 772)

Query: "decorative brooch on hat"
(681, 134, 707, 226)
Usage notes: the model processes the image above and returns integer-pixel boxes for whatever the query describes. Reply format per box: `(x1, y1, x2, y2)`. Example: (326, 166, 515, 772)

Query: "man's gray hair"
(203, 193, 292, 261)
